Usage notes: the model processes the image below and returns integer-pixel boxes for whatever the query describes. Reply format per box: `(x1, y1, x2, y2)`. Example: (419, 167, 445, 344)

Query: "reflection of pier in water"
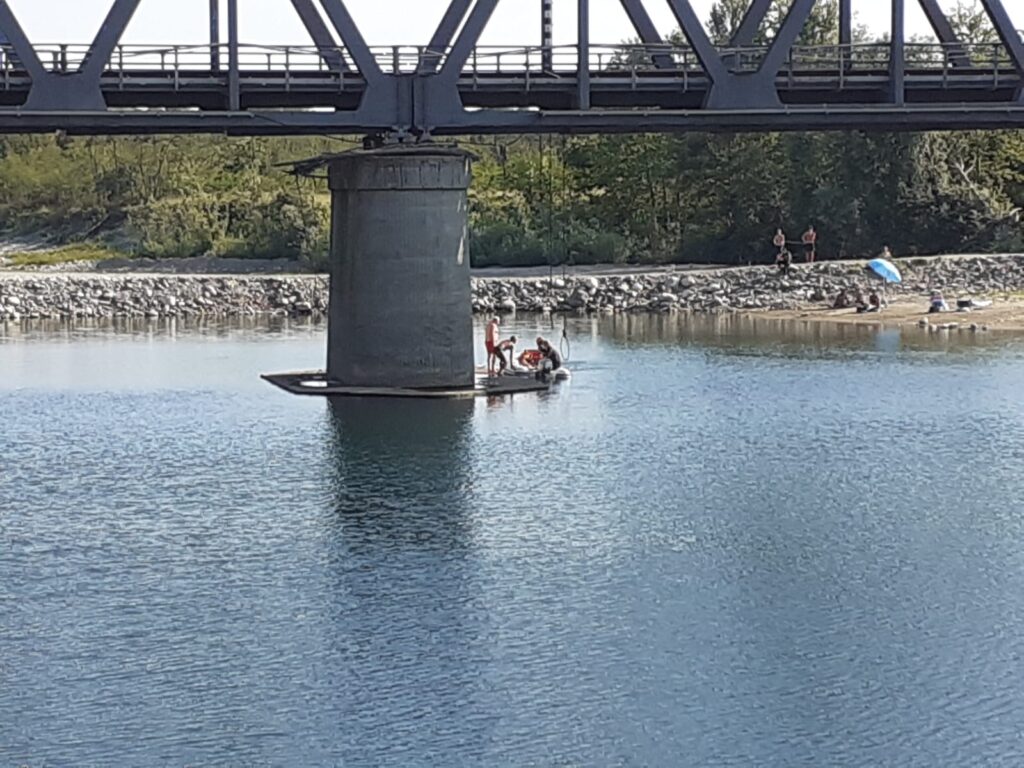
(318, 397, 487, 757)
(324, 397, 476, 553)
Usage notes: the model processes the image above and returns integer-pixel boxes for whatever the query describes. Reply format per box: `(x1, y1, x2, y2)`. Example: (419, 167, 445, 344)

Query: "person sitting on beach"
(929, 291, 949, 314)
(854, 288, 874, 314)
(775, 247, 793, 276)
(494, 335, 518, 375)
(868, 291, 883, 313)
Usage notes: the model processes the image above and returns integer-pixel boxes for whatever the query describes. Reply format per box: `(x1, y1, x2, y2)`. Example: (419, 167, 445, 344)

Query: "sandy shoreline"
(760, 297, 1024, 332)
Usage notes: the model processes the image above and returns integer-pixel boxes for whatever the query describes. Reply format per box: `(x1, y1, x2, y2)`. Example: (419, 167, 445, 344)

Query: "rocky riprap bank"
(0, 275, 329, 320)
(0, 255, 1021, 321)
(475, 255, 1024, 313)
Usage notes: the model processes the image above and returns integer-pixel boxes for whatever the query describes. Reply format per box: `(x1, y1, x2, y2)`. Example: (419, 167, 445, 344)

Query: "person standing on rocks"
(802, 226, 817, 263)
(485, 317, 501, 376)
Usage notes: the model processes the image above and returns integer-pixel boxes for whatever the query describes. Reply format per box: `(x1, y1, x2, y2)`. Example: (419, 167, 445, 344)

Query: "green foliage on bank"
(463, 129, 1024, 267)
(0, 135, 338, 262)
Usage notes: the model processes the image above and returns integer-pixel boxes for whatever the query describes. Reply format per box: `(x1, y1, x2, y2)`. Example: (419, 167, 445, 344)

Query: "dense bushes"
(0, 135, 335, 260)
(467, 129, 1024, 267)
(126, 191, 329, 260)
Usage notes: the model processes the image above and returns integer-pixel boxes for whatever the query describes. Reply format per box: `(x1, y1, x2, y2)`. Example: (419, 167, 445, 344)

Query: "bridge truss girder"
(0, 0, 1019, 135)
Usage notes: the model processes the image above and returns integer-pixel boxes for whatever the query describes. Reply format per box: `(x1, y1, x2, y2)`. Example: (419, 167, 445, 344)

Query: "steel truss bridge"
(0, 0, 1022, 136)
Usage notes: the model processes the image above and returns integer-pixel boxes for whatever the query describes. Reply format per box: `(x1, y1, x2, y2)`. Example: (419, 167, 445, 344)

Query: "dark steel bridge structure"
(0, 0, 1022, 135)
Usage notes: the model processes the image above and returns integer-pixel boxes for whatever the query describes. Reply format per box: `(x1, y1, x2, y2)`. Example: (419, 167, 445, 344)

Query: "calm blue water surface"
(3, 315, 1024, 766)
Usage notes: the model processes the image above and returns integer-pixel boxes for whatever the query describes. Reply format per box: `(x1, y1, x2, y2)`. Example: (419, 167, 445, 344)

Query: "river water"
(3, 315, 1024, 766)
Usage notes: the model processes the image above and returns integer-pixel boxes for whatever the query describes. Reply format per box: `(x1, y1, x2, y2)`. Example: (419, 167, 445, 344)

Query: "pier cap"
(285, 145, 476, 192)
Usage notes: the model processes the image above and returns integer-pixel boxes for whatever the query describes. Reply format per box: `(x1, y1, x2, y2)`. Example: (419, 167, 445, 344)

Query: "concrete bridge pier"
(325, 147, 476, 390)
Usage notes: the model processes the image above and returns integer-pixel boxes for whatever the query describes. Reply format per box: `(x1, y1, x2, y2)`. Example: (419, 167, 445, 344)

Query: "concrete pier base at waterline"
(325, 146, 475, 390)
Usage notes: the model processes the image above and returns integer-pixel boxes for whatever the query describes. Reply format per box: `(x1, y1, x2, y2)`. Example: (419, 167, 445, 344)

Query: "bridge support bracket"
(24, 74, 107, 111)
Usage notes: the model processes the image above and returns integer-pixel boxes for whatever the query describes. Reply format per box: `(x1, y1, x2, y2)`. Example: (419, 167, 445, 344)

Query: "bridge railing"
(0, 40, 1017, 81)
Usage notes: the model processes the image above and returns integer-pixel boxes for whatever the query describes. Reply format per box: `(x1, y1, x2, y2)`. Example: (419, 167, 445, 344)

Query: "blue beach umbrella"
(867, 258, 902, 284)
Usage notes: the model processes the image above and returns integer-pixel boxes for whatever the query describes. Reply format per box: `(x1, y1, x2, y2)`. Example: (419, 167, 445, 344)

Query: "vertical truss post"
(210, 0, 220, 72)
(227, 0, 239, 110)
(577, 0, 590, 109)
(839, 0, 851, 45)
(542, 0, 553, 72)
(890, 0, 905, 105)
(839, 0, 852, 71)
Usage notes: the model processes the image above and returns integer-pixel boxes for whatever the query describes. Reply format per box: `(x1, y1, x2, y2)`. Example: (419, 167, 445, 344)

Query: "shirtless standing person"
(773, 228, 786, 257)
(485, 317, 500, 376)
(802, 225, 817, 263)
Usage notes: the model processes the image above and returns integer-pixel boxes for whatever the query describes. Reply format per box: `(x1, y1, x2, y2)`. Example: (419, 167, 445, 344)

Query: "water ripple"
(2, 318, 1024, 765)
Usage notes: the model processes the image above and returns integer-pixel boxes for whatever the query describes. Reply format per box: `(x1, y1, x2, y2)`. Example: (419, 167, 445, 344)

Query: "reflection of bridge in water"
(0, 0, 1022, 135)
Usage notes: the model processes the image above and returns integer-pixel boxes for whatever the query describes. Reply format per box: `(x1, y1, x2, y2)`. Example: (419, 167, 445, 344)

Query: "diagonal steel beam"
(439, 0, 500, 80)
(318, 0, 382, 82)
(419, 0, 472, 74)
(917, 0, 970, 68)
(618, 0, 674, 69)
(757, 0, 818, 76)
(290, 0, 348, 72)
(0, 0, 43, 79)
(978, 0, 1024, 84)
(80, 0, 142, 80)
(664, 0, 727, 82)
(730, 0, 773, 47)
